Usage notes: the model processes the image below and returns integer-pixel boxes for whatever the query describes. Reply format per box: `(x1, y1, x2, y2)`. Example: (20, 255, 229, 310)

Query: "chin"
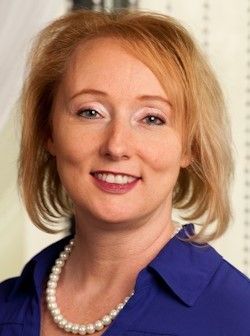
(78, 205, 142, 228)
(94, 210, 138, 225)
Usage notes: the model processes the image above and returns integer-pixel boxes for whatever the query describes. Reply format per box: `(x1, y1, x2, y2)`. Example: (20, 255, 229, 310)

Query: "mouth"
(90, 171, 141, 194)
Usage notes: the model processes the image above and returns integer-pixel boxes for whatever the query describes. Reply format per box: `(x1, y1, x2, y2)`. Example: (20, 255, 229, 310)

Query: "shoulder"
(0, 235, 72, 331)
(0, 234, 72, 309)
(199, 254, 250, 334)
(171, 227, 250, 334)
(215, 257, 250, 304)
(189, 239, 250, 313)
(0, 277, 19, 302)
(183, 224, 250, 303)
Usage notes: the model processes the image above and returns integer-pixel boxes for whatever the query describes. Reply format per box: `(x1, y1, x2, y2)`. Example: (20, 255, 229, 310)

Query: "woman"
(0, 9, 249, 336)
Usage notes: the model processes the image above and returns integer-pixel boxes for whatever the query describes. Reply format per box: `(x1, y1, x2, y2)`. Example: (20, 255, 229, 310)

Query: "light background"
(0, 0, 249, 281)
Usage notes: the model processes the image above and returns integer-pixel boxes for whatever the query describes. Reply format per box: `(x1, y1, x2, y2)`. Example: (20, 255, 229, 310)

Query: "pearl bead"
(55, 258, 65, 267)
(64, 246, 72, 253)
(71, 323, 80, 333)
(46, 288, 55, 295)
(47, 280, 57, 289)
(49, 274, 59, 281)
(51, 308, 60, 316)
(58, 318, 67, 328)
(124, 296, 130, 303)
(65, 322, 73, 332)
(60, 251, 68, 260)
(47, 302, 57, 310)
(102, 315, 111, 326)
(46, 295, 56, 303)
(86, 323, 95, 334)
(54, 314, 63, 323)
(78, 324, 87, 334)
(94, 320, 104, 331)
(117, 303, 124, 310)
(52, 266, 61, 274)
(110, 309, 118, 319)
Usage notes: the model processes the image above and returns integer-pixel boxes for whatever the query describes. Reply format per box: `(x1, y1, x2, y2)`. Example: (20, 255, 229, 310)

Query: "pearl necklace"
(46, 223, 182, 335)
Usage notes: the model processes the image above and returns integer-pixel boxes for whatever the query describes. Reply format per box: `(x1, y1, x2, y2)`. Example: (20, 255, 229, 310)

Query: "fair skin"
(43, 37, 189, 335)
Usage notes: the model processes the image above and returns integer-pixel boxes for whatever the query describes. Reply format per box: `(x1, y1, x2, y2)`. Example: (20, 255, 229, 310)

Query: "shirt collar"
(148, 224, 223, 307)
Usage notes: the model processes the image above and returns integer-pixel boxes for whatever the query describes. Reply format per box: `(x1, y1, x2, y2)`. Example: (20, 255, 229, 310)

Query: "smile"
(91, 172, 141, 194)
(93, 172, 137, 184)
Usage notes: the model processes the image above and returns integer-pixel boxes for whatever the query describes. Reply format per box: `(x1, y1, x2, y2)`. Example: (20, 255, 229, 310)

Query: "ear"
(180, 153, 192, 168)
(46, 137, 56, 156)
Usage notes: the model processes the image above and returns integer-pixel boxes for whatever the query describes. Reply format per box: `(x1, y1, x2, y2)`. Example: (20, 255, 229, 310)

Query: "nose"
(99, 118, 133, 161)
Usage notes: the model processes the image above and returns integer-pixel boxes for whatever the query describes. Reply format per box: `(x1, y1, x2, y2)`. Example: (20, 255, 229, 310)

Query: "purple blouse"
(0, 224, 249, 335)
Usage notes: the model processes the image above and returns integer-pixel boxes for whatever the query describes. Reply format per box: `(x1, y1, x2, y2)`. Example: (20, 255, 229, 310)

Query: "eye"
(143, 114, 166, 126)
(76, 108, 101, 119)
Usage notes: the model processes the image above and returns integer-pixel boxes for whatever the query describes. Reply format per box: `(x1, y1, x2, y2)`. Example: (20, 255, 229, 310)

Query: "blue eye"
(77, 109, 101, 118)
(144, 115, 165, 126)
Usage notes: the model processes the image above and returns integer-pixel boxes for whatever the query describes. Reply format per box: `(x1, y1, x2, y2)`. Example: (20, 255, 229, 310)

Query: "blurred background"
(0, 0, 249, 281)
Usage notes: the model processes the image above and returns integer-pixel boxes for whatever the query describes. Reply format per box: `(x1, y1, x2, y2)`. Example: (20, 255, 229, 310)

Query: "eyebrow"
(70, 88, 171, 106)
(70, 89, 107, 100)
(137, 95, 171, 106)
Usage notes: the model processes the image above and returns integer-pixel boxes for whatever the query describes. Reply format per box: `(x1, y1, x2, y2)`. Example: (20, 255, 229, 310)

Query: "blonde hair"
(18, 9, 234, 243)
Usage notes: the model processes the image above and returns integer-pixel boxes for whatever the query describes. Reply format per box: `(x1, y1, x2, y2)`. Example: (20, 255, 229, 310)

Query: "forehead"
(61, 37, 169, 99)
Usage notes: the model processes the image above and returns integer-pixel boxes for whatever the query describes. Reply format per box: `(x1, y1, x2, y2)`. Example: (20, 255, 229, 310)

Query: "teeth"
(106, 174, 115, 183)
(95, 173, 136, 184)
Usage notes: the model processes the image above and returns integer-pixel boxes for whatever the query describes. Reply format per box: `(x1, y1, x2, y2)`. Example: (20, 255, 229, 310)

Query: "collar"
(148, 224, 223, 306)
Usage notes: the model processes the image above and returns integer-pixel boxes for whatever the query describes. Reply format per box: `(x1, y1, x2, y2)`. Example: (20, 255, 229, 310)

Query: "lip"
(91, 172, 140, 194)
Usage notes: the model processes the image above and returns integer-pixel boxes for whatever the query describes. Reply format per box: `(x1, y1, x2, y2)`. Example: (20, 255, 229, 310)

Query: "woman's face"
(48, 37, 189, 226)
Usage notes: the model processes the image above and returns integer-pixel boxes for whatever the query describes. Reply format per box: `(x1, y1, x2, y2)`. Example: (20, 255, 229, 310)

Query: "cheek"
(55, 136, 82, 164)
(144, 133, 183, 172)
(52, 121, 92, 164)
(52, 127, 92, 195)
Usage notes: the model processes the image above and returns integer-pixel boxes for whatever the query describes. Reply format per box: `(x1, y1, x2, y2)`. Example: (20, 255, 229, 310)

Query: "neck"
(64, 209, 178, 296)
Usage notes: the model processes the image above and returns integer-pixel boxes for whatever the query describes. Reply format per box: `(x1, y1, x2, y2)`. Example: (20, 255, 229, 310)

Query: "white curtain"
(0, 0, 69, 280)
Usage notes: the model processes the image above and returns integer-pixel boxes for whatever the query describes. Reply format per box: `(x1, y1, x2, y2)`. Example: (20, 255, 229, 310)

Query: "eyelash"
(76, 108, 166, 126)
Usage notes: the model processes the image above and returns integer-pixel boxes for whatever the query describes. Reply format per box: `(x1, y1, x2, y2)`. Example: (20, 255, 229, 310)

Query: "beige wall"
(0, 111, 24, 279)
